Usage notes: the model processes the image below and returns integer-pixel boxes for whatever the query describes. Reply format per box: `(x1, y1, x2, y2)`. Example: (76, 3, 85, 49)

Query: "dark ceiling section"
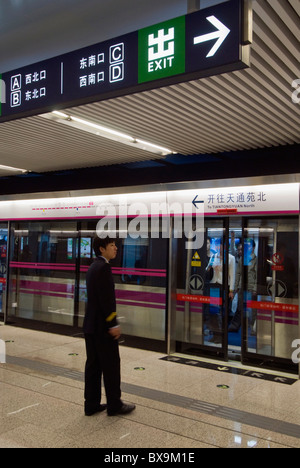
(0, 144, 299, 196)
(0, 0, 186, 73)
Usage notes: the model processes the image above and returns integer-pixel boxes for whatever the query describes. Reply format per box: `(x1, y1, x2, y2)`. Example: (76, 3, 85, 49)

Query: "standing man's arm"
(101, 263, 121, 340)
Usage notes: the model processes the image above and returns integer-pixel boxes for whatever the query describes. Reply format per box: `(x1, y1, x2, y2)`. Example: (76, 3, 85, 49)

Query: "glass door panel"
(175, 218, 227, 358)
(243, 218, 299, 370)
(8, 221, 78, 326)
(172, 215, 299, 373)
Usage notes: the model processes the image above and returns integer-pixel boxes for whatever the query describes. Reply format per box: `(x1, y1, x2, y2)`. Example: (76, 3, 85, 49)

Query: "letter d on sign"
(0, 339, 6, 363)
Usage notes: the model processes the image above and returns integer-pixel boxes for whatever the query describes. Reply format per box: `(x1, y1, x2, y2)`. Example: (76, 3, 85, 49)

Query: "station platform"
(0, 324, 299, 449)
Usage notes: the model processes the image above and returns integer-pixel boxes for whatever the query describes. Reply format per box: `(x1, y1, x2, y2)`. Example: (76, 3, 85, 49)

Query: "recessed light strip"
(42, 111, 175, 156)
(0, 164, 28, 173)
(70, 115, 134, 142)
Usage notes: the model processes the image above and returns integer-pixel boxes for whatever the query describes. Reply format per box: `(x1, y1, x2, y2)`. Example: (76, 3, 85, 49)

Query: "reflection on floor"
(0, 325, 299, 448)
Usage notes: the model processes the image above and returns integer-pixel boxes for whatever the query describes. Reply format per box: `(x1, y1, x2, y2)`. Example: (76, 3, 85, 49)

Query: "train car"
(0, 175, 299, 374)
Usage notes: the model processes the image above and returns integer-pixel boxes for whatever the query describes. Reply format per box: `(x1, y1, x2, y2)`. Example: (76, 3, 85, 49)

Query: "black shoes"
(107, 403, 136, 417)
(85, 404, 107, 416)
(85, 402, 136, 417)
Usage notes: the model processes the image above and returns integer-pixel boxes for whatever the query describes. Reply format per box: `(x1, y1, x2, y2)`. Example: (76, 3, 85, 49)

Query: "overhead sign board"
(0, 0, 249, 123)
(0, 184, 298, 222)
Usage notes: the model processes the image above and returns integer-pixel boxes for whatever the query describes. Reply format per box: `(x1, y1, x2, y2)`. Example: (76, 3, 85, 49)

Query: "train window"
(80, 238, 92, 259)
(121, 237, 148, 285)
(78, 221, 168, 341)
(8, 221, 77, 326)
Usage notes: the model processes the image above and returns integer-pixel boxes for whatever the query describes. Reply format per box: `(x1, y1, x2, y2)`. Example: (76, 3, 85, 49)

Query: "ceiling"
(0, 0, 299, 177)
(0, 0, 187, 73)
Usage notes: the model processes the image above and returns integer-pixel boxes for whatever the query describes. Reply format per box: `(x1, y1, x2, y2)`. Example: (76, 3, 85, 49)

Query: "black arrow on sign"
(193, 195, 204, 209)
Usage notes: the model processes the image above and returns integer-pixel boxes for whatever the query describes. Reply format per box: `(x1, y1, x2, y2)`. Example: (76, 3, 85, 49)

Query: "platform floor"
(0, 324, 299, 448)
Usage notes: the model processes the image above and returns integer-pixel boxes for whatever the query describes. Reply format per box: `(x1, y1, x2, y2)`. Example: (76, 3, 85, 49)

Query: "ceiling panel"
(0, 0, 299, 174)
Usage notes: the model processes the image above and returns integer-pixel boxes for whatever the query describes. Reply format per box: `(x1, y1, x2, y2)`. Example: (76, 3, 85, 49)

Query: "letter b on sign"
(11, 91, 21, 107)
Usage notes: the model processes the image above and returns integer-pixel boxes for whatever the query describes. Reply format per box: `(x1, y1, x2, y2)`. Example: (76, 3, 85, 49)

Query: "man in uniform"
(83, 236, 136, 417)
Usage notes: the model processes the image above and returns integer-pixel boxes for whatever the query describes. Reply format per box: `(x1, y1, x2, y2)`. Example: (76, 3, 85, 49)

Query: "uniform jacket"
(83, 256, 118, 334)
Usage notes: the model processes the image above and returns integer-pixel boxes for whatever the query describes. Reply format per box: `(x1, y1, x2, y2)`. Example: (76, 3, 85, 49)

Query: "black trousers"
(84, 332, 122, 414)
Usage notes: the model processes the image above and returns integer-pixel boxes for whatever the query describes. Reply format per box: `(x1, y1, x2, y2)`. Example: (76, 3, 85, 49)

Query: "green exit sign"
(1, 0, 248, 123)
(138, 16, 186, 84)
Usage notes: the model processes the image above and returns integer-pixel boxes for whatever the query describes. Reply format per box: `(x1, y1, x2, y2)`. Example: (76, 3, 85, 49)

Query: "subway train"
(0, 175, 299, 374)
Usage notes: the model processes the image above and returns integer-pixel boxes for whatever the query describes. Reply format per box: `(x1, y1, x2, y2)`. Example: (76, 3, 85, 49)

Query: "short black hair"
(248, 238, 256, 249)
(93, 236, 117, 256)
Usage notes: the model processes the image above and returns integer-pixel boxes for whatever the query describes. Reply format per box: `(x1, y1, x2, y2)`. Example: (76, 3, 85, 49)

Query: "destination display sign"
(0, 0, 248, 123)
(0, 183, 298, 222)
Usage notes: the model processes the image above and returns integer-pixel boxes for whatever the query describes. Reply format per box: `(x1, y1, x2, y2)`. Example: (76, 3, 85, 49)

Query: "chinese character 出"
(148, 28, 175, 62)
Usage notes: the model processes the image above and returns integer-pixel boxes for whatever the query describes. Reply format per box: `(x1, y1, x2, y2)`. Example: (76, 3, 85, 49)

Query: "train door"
(242, 217, 299, 372)
(171, 216, 299, 373)
(173, 217, 229, 360)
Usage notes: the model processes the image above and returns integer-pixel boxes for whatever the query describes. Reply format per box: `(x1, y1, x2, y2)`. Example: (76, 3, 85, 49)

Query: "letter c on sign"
(112, 46, 122, 62)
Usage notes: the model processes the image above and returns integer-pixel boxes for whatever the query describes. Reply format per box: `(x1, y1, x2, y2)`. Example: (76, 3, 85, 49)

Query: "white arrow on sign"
(274, 377, 287, 383)
(190, 275, 204, 291)
(193, 15, 231, 58)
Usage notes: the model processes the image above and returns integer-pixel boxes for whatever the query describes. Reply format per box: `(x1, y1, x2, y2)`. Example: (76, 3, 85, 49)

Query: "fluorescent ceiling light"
(0, 164, 28, 174)
(41, 111, 175, 157)
(70, 115, 134, 142)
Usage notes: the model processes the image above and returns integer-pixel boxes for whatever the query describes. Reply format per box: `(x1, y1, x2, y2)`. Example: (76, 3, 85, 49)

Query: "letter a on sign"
(11, 75, 21, 91)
